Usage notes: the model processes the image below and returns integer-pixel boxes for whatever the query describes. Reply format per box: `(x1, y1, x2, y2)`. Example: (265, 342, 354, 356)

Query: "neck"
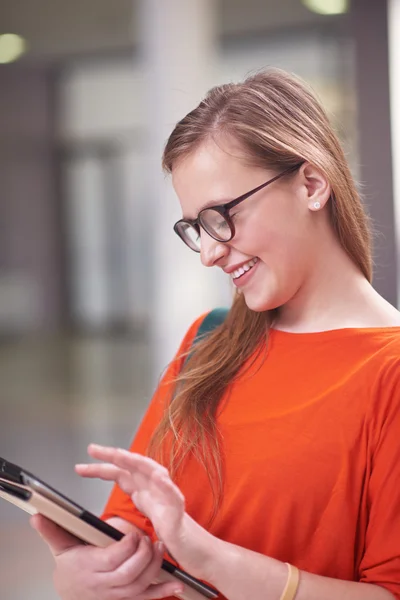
(274, 227, 400, 333)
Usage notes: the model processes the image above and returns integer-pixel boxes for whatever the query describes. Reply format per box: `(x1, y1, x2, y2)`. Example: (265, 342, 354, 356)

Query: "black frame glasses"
(173, 161, 304, 252)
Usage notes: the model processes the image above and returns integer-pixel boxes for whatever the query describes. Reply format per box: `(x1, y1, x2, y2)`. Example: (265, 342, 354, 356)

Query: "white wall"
(59, 58, 144, 140)
(59, 34, 349, 140)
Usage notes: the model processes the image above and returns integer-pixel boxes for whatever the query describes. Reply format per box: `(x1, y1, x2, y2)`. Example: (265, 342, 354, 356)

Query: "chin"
(242, 291, 279, 313)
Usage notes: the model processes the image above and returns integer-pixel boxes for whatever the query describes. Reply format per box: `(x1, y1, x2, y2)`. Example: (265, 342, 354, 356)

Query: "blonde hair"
(148, 68, 372, 520)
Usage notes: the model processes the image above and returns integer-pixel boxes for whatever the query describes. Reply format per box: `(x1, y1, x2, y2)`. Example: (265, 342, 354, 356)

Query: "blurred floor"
(0, 333, 153, 600)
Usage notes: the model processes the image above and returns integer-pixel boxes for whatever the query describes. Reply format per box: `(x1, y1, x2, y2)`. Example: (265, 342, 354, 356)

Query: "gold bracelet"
(279, 563, 300, 600)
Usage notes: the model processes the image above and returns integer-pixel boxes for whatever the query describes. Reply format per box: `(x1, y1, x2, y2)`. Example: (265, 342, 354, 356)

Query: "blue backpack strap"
(183, 307, 228, 367)
(193, 307, 229, 344)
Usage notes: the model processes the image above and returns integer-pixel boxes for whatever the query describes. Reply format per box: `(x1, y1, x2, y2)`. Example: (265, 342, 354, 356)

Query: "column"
(0, 65, 65, 333)
(388, 0, 400, 305)
(138, 0, 231, 381)
(350, 0, 397, 306)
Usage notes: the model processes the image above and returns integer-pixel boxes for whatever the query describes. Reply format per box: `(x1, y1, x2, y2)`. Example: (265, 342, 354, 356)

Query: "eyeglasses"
(173, 161, 304, 252)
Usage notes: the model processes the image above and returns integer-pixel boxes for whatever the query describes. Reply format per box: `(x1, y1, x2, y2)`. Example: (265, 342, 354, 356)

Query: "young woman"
(32, 69, 400, 600)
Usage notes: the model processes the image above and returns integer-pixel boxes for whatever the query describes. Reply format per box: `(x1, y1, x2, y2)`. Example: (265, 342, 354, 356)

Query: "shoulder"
(166, 311, 214, 378)
(373, 330, 400, 376)
(375, 348, 400, 401)
(177, 307, 230, 354)
(366, 342, 400, 438)
(365, 330, 400, 391)
(179, 312, 210, 349)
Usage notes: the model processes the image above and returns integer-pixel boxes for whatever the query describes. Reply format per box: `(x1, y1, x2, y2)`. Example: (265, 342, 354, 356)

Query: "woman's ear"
(299, 162, 331, 211)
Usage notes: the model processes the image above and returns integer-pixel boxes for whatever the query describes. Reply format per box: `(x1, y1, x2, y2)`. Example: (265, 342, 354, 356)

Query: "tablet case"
(0, 458, 218, 600)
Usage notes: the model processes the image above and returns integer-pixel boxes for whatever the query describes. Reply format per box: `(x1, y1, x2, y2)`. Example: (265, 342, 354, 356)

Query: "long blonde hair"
(148, 69, 372, 519)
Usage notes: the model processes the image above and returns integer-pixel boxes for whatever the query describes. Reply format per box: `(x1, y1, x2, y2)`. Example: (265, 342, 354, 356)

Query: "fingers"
(111, 540, 185, 599)
(77, 444, 184, 504)
(95, 531, 141, 573)
(109, 535, 157, 586)
(76, 462, 122, 480)
(32, 511, 185, 599)
(30, 514, 84, 556)
(87, 445, 169, 481)
(140, 581, 185, 599)
(75, 463, 138, 498)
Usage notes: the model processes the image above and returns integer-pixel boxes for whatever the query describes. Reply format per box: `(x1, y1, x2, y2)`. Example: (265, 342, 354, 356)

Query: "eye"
(215, 218, 230, 231)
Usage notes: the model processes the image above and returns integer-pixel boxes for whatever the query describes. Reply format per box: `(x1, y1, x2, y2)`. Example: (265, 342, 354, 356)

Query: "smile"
(231, 257, 259, 280)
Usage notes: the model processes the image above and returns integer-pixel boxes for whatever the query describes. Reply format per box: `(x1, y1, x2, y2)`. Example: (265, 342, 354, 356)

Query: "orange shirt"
(102, 315, 400, 599)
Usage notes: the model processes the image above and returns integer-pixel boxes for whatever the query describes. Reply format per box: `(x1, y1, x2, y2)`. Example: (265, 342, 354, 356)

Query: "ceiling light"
(0, 34, 28, 64)
(302, 0, 349, 15)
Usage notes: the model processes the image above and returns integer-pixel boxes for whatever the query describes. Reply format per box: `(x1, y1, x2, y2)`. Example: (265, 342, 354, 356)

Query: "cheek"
(235, 216, 302, 263)
(232, 197, 311, 264)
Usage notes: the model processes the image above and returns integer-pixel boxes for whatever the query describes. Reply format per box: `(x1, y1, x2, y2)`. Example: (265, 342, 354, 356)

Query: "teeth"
(231, 257, 258, 280)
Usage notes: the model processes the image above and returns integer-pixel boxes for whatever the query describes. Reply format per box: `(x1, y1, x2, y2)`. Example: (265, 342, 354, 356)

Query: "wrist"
(182, 513, 224, 582)
(200, 537, 290, 600)
(201, 533, 241, 586)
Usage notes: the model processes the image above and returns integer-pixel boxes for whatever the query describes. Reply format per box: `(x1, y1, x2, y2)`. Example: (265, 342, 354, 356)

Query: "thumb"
(30, 513, 84, 556)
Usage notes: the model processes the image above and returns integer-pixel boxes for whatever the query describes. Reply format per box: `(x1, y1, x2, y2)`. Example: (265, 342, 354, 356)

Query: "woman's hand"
(76, 444, 219, 581)
(30, 514, 184, 600)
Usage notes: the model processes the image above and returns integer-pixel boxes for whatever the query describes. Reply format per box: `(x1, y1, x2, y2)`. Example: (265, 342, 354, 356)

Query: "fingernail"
(155, 540, 164, 553)
(125, 532, 138, 548)
(172, 587, 184, 596)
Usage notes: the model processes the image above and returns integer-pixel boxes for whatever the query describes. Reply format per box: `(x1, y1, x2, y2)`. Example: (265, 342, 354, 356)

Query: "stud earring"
(313, 201, 321, 210)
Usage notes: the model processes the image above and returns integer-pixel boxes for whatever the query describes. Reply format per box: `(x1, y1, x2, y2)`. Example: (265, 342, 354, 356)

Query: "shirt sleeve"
(100, 314, 206, 537)
(359, 358, 400, 599)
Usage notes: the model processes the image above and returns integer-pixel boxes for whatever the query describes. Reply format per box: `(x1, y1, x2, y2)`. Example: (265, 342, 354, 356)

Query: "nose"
(200, 230, 229, 267)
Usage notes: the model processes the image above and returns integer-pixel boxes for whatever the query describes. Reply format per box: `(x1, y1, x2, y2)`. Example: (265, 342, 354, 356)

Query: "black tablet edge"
(0, 457, 23, 484)
(0, 479, 32, 501)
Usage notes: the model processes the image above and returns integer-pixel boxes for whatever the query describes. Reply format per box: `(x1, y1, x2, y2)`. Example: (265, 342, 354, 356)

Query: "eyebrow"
(182, 196, 233, 221)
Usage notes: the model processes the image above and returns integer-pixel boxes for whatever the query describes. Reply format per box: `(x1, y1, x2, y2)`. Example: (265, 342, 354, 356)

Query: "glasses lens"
(199, 209, 232, 242)
(175, 221, 201, 252)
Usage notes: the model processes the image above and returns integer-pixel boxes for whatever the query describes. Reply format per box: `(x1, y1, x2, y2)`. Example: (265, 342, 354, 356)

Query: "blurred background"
(0, 0, 399, 598)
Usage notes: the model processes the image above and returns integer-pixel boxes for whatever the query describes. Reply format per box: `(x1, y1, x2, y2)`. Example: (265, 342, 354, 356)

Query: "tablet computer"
(0, 456, 218, 600)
